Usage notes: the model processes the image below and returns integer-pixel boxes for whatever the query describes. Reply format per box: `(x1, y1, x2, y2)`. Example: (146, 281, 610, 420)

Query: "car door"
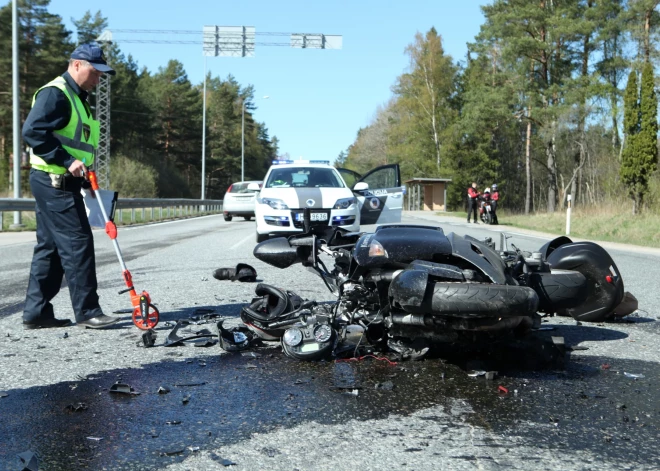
(339, 164, 403, 225)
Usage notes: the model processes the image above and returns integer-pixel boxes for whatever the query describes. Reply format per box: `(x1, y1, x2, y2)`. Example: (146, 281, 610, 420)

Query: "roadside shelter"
(405, 178, 452, 212)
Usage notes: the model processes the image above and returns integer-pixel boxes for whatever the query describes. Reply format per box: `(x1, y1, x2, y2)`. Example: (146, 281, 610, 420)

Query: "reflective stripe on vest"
(29, 76, 99, 174)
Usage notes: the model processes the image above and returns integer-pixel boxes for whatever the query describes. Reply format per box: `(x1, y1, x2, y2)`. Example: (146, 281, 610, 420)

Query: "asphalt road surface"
(1, 213, 659, 471)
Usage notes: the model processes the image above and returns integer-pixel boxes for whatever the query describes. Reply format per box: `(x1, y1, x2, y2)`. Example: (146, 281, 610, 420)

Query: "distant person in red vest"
(491, 183, 500, 224)
(467, 182, 480, 223)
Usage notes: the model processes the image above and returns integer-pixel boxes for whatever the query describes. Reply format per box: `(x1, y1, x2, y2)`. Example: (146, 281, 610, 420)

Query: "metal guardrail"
(0, 198, 224, 231)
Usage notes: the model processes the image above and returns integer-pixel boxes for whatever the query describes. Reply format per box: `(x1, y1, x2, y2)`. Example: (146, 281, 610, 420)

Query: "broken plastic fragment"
(140, 329, 157, 348)
(218, 320, 251, 352)
(86, 436, 103, 441)
(467, 370, 487, 377)
(159, 448, 185, 456)
(182, 395, 191, 404)
(209, 452, 236, 466)
(65, 402, 88, 412)
(164, 320, 217, 347)
(0, 391, 8, 398)
(343, 389, 359, 396)
(16, 451, 38, 471)
(485, 371, 497, 381)
(374, 381, 394, 391)
(188, 446, 200, 452)
(109, 383, 140, 395)
(157, 386, 170, 394)
(165, 420, 182, 425)
(498, 385, 509, 395)
(623, 372, 645, 379)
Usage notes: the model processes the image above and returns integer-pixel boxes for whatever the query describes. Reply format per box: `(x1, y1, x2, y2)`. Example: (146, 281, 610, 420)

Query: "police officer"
(467, 182, 480, 223)
(491, 183, 500, 225)
(22, 44, 119, 329)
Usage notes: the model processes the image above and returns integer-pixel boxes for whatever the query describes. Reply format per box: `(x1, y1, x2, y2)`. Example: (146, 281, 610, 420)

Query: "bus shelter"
(405, 178, 452, 211)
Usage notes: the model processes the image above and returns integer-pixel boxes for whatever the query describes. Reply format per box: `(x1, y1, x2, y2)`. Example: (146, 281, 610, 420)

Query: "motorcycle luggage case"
(545, 241, 624, 322)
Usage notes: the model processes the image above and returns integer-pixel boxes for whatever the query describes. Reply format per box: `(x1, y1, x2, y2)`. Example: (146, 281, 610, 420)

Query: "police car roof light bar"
(87, 170, 160, 330)
(271, 159, 330, 166)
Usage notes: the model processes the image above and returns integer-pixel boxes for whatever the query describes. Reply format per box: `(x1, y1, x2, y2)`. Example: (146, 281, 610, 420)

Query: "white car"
(222, 180, 262, 221)
(250, 160, 403, 242)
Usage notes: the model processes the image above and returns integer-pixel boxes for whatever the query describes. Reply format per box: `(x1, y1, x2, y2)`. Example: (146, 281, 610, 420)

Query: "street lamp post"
(241, 95, 268, 182)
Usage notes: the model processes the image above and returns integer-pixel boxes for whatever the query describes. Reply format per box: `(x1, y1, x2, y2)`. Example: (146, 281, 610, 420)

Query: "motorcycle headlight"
(258, 197, 289, 210)
(333, 197, 356, 210)
(283, 328, 303, 347)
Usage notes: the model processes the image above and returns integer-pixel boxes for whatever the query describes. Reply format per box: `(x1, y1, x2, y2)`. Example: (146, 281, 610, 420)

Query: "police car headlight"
(258, 197, 289, 210)
(333, 197, 356, 209)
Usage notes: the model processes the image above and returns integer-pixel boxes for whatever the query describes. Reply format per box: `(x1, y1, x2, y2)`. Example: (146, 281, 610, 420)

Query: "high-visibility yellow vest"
(29, 76, 99, 174)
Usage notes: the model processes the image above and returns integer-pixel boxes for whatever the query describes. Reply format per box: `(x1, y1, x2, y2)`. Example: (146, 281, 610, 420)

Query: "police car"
(249, 160, 403, 242)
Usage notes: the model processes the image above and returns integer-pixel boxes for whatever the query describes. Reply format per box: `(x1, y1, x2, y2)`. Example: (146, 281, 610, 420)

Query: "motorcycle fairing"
(352, 225, 452, 268)
(446, 233, 509, 284)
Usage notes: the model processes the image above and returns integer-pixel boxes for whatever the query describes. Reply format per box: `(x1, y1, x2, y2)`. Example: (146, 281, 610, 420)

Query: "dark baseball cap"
(70, 43, 116, 75)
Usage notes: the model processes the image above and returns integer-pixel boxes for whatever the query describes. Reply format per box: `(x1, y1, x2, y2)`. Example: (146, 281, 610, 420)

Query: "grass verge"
(500, 209, 660, 248)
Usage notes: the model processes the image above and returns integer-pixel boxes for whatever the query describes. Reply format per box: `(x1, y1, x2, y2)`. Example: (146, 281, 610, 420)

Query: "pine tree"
(620, 69, 643, 213)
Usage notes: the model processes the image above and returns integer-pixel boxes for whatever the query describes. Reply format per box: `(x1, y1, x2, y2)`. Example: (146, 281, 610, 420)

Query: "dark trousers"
(24, 169, 103, 323)
(491, 201, 498, 224)
(467, 199, 478, 222)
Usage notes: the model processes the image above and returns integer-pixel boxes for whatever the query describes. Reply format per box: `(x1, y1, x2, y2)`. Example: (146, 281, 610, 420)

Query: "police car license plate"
(296, 212, 328, 222)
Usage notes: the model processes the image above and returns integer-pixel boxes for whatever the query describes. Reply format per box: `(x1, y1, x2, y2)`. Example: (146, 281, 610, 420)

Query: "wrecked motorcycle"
(246, 222, 625, 360)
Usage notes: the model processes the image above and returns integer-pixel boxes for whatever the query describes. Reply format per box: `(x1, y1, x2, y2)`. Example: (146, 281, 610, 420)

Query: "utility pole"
(95, 30, 113, 189)
(11, 0, 23, 228)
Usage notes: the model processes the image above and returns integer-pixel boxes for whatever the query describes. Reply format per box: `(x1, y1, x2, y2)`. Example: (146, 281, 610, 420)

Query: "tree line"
(340, 0, 660, 215)
(0, 0, 278, 199)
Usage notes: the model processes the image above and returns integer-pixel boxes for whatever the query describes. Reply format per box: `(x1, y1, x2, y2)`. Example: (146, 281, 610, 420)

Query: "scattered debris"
(212, 263, 258, 282)
(498, 385, 509, 395)
(343, 389, 359, 396)
(174, 382, 206, 387)
(209, 452, 236, 467)
(485, 371, 497, 381)
(182, 395, 191, 404)
(138, 329, 157, 348)
(467, 370, 487, 377)
(218, 320, 251, 352)
(109, 383, 140, 395)
(374, 381, 394, 391)
(65, 403, 88, 412)
(0, 391, 8, 398)
(187, 446, 200, 452)
(61, 332, 68, 339)
(601, 364, 611, 370)
(261, 447, 281, 458)
(164, 320, 217, 347)
(16, 451, 39, 471)
(157, 386, 170, 395)
(623, 372, 645, 379)
(86, 436, 103, 441)
(159, 448, 185, 456)
(165, 420, 182, 425)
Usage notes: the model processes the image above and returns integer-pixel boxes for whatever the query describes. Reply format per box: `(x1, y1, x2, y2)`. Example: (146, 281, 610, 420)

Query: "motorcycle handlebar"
(289, 236, 315, 247)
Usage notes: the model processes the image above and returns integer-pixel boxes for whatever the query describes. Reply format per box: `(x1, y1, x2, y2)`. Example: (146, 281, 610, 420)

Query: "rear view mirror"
(247, 182, 260, 191)
(354, 182, 369, 191)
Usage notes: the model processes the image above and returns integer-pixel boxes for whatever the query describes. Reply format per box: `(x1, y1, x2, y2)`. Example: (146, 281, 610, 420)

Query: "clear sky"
(35, 0, 488, 163)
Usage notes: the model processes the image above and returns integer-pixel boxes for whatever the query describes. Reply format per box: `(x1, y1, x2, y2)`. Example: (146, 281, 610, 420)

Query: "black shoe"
(23, 318, 72, 330)
(77, 314, 120, 329)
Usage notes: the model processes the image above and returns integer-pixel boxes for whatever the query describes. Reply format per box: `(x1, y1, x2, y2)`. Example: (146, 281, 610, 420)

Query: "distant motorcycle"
(480, 197, 494, 225)
(246, 220, 625, 361)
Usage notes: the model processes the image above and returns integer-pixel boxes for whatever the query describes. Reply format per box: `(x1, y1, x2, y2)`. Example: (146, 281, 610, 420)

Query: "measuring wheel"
(132, 303, 160, 330)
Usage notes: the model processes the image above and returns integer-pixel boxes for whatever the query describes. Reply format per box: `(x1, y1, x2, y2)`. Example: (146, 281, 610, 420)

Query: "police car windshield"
(265, 167, 345, 189)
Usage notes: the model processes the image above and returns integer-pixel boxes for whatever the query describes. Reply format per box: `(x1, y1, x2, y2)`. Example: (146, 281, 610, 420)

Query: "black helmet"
(240, 284, 304, 340)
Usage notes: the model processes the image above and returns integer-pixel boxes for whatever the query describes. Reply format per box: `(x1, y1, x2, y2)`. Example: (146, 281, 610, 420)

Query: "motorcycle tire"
(484, 212, 492, 225)
(427, 282, 539, 319)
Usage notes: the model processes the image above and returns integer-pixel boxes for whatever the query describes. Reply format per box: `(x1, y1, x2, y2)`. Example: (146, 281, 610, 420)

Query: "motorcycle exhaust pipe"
(391, 313, 433, 327)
